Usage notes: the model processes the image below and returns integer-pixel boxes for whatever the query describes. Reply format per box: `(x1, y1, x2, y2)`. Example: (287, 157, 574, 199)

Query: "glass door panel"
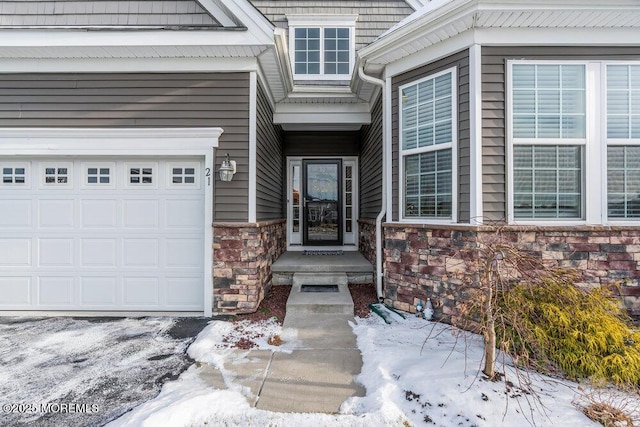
(303, 160, 342, 245)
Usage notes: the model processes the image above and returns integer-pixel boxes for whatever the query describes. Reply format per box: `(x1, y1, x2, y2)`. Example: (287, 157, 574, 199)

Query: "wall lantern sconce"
(218, 153, 236, 182)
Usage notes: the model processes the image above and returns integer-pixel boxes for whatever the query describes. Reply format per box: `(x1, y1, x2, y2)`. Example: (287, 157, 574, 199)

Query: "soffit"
(361, 0, 640, 67)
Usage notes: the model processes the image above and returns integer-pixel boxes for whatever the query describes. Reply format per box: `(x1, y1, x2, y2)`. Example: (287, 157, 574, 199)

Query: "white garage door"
(0, 157, 205, 312)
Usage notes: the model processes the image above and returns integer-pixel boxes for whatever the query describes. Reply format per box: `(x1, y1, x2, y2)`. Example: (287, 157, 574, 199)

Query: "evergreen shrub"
(499, 276, 640, 386)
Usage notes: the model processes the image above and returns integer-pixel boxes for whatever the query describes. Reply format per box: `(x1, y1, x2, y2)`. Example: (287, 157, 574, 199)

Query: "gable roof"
(0, 0, 241, 29)
(0, 0, 276, 69)
(360, 0, 640, 73)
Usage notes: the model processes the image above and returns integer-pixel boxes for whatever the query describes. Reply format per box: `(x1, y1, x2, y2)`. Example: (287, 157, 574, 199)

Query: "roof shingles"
(0, 0, 223, 28)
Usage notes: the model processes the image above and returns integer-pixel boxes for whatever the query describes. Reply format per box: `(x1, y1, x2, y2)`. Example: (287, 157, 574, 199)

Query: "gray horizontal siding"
(391, 49, 471, 222)
(0, 72, 250, 222)
(249, 0, 414, 50)
(256, 81, 284, 221)
(0, 1, 221, 27)
(359, 94, 382, 219)
(284, 131, 360, 156)
(481, 46, 640, 221)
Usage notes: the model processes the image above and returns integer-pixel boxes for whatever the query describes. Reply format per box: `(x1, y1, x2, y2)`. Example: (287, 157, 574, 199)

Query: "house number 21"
(205, 168, 211, 186)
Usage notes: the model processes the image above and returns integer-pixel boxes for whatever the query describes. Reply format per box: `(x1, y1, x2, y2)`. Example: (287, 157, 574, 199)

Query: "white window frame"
(40, 161, 74, 189)
(167, 162, 201, 188)
(124, 162, 158, 189)
(399, 67, 458, 224)
(603, 62, 640, 223)
(507, 60, 640, 226)
(82, 162, 116, 189)
(1, 162, 30, 188)
(287, 14, 357, 81)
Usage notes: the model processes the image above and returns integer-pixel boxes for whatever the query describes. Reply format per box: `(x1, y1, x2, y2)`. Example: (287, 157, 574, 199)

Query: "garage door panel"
(80, 239, 117, 267)
(0, 277, 31, 305)
(0, 239, 31, 266)
(81, 199, 117, 229)
(166, 277, 202, 307)
(123, 200, 159, 229)
(39, 238, 74, 266)
(0, 199, 31, 228)
(38, 199, 74, 229)
(123, 277, 159, 306)
(0, 157, 205, 312)
(165, 199, 203, 229)
(38, 277, 74, 305)
(166, 238, 202, 268)
(123, 239, 159, 267)
(80, 277, 117, 305)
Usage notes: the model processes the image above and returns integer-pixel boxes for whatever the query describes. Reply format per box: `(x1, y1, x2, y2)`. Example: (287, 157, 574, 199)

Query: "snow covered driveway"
(0, 317, 208, 427)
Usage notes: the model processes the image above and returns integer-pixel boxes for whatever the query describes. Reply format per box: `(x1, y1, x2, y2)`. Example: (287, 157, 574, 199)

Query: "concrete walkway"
(197, 313, 365, 413)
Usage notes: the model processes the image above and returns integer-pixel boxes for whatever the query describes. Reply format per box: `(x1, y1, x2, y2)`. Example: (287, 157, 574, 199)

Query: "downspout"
(358, 65, 386, 300)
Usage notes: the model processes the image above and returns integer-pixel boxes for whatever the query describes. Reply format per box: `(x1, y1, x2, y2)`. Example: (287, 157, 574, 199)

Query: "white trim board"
(274, 103, 371, 126)
(371, 28, 640, 79)
(0, 57, 259, 73)
(0, 127, 222, 317)
(468, 44, 484, 224)
(0, 30, 270, 48)
(249, 71, 258, 223)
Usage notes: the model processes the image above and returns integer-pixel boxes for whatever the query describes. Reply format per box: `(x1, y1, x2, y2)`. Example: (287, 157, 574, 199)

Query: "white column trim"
(248, 71, 258, 223)
(586, 62, 603, 225)
(204, 150, 215, 317)
(469, 44, 484, 224)
(384, 76, 393, 220)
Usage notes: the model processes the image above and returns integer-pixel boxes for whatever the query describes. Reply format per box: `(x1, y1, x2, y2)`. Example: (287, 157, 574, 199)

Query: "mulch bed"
(234, 283, 379, 324)
(234, 285, 291, 324)
(349, 283, 379, 318)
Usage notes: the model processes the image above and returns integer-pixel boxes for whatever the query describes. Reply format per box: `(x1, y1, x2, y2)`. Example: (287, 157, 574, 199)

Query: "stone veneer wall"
(383, 224, 640, 322)
(213, 219, 286, 313)
(358, 219, 377, 268)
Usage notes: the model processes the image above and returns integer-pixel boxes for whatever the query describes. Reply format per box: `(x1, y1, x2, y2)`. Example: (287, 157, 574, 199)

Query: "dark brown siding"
(481, 46, 640, 221)
(359, 95, 383, 219)
(283, 131, 360, 156)
(0, 72, 251, 222)
(391, 49, 470, 222)
(255, 81, 284, 221)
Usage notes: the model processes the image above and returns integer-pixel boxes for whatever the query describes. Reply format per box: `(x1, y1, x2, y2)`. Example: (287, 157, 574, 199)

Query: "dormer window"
(287, 15, 357, 80)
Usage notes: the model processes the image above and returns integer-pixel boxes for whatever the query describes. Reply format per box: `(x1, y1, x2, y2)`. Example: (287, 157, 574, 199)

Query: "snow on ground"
(0, 317, 196, 427)
(110, 313, 610, 427)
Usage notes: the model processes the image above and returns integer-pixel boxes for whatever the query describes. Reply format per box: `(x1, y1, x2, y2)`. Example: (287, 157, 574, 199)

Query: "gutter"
(357, 65, 386, 301)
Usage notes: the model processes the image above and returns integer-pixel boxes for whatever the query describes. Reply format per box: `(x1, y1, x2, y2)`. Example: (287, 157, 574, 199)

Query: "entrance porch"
(271, 251, 374, 286)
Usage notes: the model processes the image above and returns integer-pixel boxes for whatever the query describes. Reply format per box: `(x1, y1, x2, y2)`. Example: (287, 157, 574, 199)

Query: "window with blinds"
(400, 68, 456, 220)
(510, 64, 586, 220)
(607, 65, 640, 219)
(509, 61, 640, 223)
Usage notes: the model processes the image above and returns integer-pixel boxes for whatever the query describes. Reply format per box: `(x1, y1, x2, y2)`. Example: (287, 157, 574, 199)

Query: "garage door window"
(127, 164, 156, 187)
(169, 163, 198, 186)
(2, 165, 27, 185)
(42, 163, 72, 187)
(87, 167, 111, 185)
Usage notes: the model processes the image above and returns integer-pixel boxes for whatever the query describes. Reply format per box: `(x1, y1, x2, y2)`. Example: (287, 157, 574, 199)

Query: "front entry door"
(303, 160, 342, 245)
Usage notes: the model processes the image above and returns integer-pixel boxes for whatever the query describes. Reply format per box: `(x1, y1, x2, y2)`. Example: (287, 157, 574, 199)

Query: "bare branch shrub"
(573, 385, 640, 427)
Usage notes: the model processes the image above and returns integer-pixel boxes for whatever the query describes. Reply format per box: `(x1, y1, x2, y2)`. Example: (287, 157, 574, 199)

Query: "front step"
(286, 273, 354, 315)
